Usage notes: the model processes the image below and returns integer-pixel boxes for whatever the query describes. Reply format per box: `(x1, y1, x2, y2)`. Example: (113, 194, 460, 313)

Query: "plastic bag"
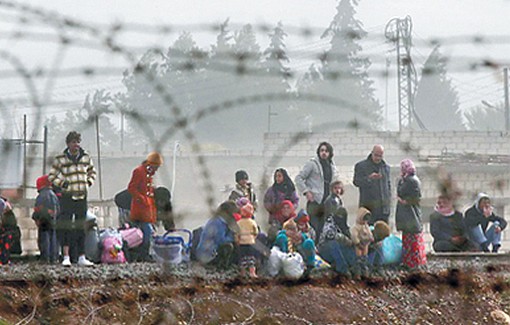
(381, 234, 402, 265)
(281, 252, 305, 279)
(267, 246, 286, 277)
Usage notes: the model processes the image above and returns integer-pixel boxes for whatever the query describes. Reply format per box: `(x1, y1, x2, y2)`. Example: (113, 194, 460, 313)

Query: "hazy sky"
(1, 0, 509, 133)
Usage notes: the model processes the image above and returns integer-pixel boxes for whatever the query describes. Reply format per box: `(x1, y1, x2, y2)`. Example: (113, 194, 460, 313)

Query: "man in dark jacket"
(353, 145, 391, 225)
(464, 193, 507, 253)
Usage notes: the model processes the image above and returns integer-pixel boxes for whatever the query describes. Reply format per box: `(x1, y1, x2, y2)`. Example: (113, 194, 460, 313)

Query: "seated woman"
(196, 201, 239, 269)
(267, 200, 296, 245)
(431, 195, 476, 252)
(317, 205, 356, 274)
(274, 219, 316, 269)
(464, 193, 507, 253)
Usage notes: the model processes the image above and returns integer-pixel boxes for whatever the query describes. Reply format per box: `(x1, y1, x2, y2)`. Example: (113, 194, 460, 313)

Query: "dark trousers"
(57, 195, 88, 256)
(38, 228, 58, 262)
(307, 201, 325, 240)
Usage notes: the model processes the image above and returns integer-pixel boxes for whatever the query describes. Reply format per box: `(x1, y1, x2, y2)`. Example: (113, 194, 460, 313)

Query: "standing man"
(48, 131, 96, 266)
(295, 141, 338, 240)
(353, 144, 391, 225)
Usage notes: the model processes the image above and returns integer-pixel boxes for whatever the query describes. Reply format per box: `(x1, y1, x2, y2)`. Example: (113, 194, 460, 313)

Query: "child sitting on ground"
(236, 203, 259, 278)
(351, 207, 374, 257)
(33, 175, 60, 263)
(275, 218, 316, 270)
(294, 209, 316, 243)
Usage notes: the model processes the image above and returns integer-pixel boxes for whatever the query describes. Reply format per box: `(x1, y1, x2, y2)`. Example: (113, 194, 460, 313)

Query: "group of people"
(194, 141, 507, 277)
(0, 134, 506, 275)
(0, 131, 173, 266)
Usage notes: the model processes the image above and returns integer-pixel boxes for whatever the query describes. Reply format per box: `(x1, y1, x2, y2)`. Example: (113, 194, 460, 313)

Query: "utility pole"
(385, 16, 422, 131)
(95, 115, 103, 200)
(504, 67, 509, 132)
(120, 111, 124, 152)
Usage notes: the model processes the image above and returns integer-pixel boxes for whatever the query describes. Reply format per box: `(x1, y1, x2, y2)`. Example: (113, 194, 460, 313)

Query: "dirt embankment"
(1, 261, 510, 324)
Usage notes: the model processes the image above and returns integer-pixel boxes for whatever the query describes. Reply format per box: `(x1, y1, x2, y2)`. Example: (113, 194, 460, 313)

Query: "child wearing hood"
(351, 207, 374, 257)
(464, 193, 507, 253)
(33, 175, 60, 263)
(236, 202, 259, 277)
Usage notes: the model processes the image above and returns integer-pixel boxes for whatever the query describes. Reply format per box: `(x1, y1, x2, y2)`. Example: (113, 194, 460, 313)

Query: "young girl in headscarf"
(395, 159, 427, 269)
(267, 200, 296, 245)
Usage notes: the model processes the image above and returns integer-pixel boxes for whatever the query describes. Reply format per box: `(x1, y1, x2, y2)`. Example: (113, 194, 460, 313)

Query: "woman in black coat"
(395, 159, 426, 269)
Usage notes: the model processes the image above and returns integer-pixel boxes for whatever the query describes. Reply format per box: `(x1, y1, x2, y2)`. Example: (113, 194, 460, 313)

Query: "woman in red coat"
(128, 151, 163, 261)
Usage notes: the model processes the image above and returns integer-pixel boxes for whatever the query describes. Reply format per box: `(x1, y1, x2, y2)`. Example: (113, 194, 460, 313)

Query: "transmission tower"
(385, 16, 424, 131)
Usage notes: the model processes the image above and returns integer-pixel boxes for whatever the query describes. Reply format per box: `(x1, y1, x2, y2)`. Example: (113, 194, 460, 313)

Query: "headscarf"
(400, 158, 416, 178)
(272, 168, 296, 200)
(434, 196, 455, 216)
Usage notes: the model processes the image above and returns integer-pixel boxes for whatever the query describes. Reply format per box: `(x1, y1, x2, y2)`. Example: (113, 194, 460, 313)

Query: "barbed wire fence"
(0, 0, 509, 221)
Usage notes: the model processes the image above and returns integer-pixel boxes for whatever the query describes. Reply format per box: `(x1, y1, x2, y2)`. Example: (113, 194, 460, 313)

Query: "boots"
(492, 244, 501, 253)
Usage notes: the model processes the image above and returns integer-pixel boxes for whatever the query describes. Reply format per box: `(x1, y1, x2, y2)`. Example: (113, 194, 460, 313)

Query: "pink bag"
(101, 236, 126, 264)
(120, 226, 144, 248)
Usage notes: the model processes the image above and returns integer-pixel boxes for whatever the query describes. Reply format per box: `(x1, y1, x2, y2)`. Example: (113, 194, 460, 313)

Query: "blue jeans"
(133, 221, 154, 261)
(368, 242, 384, 266)
(38, 228, 58, 262)
(318, 240, 356, 274)
(469, 223, 501, 248)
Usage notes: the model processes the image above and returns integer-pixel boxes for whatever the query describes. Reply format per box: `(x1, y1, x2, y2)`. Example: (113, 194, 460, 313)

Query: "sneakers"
(62, 256, 71, 267)
(78, 256, 94, 267)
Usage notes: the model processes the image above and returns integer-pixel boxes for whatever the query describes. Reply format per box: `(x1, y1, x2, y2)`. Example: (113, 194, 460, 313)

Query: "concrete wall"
(9, 130, 510, 254)
(263, 131, 510, 251)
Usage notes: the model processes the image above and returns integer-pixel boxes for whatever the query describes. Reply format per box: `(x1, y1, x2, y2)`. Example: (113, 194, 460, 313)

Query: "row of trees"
(44, 0, 505, 153)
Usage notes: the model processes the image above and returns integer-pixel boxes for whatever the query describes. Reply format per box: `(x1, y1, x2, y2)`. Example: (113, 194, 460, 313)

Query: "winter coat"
(350, 207, 374, 246)
(263, 186, 299, 223)
(318, 214, 352, 248)
(430, 210, 468, 243)
(323, 193, 344, 218)
(353, 154, 391, 215)
(33, 188, 60, 229)
(229, 183, 258, 209)
(128, 163, 157, 224)
(395, 174, 423, 234)
(295, 156, 338, 204)
(48, 147, 96, 200)
(196, 216, 236, 264)
(464, 193, 507, 233)
(237, 218, 259, 245)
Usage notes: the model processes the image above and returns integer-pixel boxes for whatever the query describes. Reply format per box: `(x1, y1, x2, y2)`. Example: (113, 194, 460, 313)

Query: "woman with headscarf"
(317, 205, 356, 274)
(264, 168, 299, 222)
(395, 159, 427, 269)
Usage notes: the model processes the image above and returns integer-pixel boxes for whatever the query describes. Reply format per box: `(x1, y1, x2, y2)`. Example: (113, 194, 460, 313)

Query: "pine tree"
(413, 46, 464, 131)
(296, 0, 382, 131)
(464, 102, 505, 131)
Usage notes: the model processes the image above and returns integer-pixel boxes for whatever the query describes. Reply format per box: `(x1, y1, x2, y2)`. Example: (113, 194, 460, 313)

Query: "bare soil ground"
(1, 259, 510, 324)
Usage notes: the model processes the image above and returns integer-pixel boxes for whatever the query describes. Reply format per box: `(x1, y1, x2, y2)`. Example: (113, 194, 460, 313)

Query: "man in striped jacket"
(48, 131, 96, 266)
